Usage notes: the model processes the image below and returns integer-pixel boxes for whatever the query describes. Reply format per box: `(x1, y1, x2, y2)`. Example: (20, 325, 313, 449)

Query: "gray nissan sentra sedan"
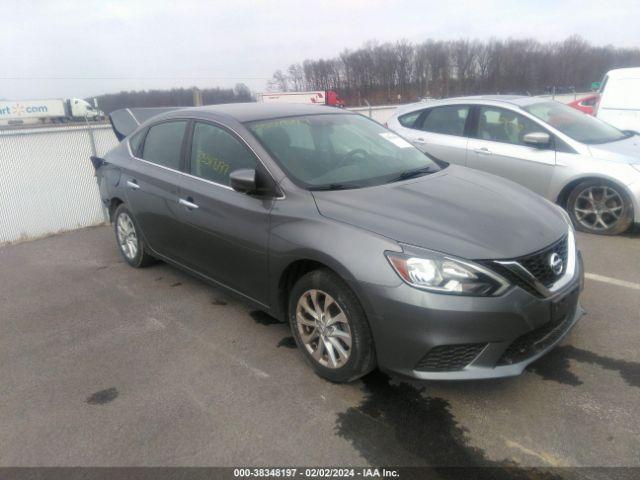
(94, 103, 584, 382)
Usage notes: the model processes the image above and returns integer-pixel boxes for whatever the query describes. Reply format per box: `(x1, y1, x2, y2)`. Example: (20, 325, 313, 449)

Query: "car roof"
(162, 102, 349, 123)
(393, 95, 554, 116)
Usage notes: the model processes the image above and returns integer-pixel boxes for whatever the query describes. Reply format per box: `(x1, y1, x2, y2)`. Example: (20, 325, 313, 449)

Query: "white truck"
(0, 98, 103, 126)
(596, 67, 640, 133)
(256, 90, 345, 107)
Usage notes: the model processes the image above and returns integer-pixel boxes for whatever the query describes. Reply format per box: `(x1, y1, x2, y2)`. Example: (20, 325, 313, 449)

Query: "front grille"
(415, 343, 487, 372)
(479, 235, 569, 297)
(518, 235, 568, 287)
(497, 313, 574, 365)
(487, 263, 541, 297)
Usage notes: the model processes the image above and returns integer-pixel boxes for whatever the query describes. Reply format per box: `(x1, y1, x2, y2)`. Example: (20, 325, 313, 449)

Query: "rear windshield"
(523, 101, 629, 144)
(246, 114, 441, 189)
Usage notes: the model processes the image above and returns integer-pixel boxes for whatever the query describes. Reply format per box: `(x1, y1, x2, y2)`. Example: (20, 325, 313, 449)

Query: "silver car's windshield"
(247, 114, 441, 190)
(523, 101, 629, 144)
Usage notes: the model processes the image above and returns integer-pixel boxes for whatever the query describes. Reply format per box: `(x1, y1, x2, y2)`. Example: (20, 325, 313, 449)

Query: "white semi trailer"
(256, 90, 345, 107)
(0, 98, 103, 126)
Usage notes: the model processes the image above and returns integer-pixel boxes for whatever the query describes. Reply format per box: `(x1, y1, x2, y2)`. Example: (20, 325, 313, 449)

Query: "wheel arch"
(556, 175, 634, 210)
(108, 197, 125, 222)
(273, 254, 367, 324)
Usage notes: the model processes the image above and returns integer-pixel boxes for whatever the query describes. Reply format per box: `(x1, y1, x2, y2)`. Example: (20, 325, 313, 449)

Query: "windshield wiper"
(310, 183, 364, 191)
(387, 166, 435, 183)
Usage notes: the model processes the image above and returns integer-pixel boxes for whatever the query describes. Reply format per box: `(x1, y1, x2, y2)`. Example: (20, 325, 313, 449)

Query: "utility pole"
(192, 87, 203, 107)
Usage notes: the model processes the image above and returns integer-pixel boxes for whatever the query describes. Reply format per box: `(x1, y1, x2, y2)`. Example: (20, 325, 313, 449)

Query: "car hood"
(587, 134, 640, 163)
(312, 165, 567, 260)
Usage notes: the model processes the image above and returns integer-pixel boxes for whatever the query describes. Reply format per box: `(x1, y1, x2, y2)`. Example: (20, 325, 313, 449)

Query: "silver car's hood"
(312, 165, 567, 260)
(587, 134, 640, 163)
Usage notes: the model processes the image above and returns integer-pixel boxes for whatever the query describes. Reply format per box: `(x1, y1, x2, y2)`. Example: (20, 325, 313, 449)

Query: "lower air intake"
(415, 343, 487, 372)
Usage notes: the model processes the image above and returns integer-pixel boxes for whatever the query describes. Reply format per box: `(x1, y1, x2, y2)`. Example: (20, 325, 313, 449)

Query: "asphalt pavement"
(0, 225, 638, 468)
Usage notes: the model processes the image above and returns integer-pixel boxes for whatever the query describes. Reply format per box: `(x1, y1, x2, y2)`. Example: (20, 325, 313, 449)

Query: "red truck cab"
(326, 90, 345, 108)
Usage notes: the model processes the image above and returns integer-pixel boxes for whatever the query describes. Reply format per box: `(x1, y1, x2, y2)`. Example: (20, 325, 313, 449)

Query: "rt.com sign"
(0, 102, 52, 118)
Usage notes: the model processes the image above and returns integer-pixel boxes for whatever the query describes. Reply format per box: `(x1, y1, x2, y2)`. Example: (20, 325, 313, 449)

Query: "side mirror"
(229, 168, 257, 194)
(523, 132, 551, 148)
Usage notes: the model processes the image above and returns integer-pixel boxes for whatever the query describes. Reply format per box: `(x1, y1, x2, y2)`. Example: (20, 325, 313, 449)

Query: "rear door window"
(190, 122, 257, 186)
(141, 121, 187, 170)
(417, 105, 470, 136)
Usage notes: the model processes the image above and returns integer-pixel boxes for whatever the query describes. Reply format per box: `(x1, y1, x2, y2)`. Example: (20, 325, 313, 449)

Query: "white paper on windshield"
(379, 132, 413, 148)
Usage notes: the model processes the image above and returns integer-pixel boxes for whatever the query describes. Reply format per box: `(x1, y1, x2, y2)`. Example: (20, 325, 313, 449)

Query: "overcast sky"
(1, 0, 639, 100)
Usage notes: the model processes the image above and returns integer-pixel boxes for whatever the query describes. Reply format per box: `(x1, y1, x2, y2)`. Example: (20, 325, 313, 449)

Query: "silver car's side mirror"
(523, 132, 551, 148)
(230, 169, 257, 194)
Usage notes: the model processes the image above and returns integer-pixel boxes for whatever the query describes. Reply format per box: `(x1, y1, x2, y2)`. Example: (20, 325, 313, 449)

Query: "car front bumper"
(363, 252, 585, 380)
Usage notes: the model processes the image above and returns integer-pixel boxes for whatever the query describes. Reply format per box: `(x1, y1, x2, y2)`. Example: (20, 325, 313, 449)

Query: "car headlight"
(385, 250, 509, 296)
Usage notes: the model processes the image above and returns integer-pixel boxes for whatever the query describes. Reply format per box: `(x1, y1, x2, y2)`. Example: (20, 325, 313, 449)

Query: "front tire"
(288, 269, 376, 383)
(567, 180, 633, 235)
(113, 204, 154, 268)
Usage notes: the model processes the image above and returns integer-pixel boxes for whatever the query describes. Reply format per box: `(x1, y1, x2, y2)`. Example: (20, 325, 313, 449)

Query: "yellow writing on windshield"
(197, 150, 230, 176)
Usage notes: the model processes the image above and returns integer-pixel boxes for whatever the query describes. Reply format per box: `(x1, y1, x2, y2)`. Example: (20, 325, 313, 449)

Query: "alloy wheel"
(116, 212, 139, 260)
(573, 185, 624, 231)
(296, 289, 352, 369)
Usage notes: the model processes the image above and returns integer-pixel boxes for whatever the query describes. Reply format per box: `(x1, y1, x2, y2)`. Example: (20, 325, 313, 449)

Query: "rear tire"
(567, 179, 633, 235)
(113, 204, 155, 268)
(288, 269, 376, 383)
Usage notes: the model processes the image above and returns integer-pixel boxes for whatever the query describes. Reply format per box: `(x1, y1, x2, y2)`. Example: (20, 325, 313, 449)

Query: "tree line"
(93, 83, 252, 115)
(268, 36, 640, 105)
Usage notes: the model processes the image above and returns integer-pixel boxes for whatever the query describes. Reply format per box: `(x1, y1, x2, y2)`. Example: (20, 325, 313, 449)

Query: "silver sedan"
(387, 95, 640, 235)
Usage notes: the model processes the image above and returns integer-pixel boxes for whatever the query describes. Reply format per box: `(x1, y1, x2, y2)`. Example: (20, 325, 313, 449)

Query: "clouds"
(1, 0, 638, 99)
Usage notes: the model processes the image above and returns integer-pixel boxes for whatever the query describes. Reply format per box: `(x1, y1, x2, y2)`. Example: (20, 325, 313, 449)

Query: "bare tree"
(287, 64, 305, 91)
(270, 36, 640, 105)
(268, 70, 289, 92)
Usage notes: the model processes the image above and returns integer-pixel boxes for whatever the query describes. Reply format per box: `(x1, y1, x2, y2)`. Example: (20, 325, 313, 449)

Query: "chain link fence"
(0, 124, 118, 245)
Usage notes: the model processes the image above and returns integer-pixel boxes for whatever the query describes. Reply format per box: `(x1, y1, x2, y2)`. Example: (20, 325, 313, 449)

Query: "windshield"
(523, 101, 629, 144)
(247, 114, 441, 189)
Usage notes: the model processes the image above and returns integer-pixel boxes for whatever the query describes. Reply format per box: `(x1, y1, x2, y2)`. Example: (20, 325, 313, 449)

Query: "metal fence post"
(364, 99, 372, 118)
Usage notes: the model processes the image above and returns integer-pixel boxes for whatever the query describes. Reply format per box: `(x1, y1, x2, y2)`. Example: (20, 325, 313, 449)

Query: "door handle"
(415, 137, 426, 143)
(178, 197, 199, 210)
(126, 180, 140, 190)
(473, 147, 492, 155)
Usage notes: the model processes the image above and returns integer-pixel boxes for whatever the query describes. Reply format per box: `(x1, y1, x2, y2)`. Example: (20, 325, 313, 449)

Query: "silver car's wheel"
(117, 212, 139, 260)
(574, 186, 623, 231)
(296, 289, 352, 369)
(567, 180, 633, 235)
